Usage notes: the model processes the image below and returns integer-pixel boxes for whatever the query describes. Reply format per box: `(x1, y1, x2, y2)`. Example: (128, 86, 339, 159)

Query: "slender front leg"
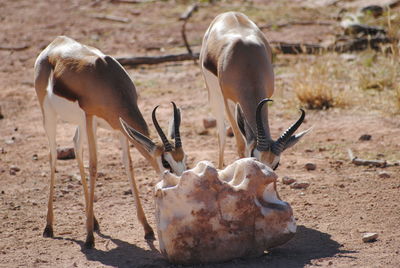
(84, 114, 97, 249)
(225, 103, 245, 158)
(119, 134, 154, 239)
(203, 69, 226, 169)
(43, 111, 57, 238)
(73, 126, 99, 232)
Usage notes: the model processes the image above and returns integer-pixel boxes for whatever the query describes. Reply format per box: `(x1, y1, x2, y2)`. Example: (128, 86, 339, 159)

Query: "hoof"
(43, 225, 54, 238)
(144, 230, 155, 240)
(94, 217, 100, 232)
(84, 235, 95, 249)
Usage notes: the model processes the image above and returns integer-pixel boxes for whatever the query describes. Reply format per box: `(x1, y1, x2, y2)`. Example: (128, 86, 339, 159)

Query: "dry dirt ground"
(1, 0, 400, 267)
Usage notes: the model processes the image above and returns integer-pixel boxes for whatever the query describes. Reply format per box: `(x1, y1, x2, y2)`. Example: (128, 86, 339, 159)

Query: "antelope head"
(236, 99, 310, 170)
(120, 102, 187, 176)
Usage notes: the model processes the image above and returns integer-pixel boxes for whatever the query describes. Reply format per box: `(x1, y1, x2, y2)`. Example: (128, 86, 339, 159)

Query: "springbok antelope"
(34, 36, 186, 248)
(200, 12, 310, 170)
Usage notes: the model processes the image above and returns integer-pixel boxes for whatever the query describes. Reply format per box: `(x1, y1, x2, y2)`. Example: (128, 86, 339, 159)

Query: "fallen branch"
(260, 21, 333, 30)
(347, 149, 399, 168)
(110, 0, 156, 3)
(116, 52, 199, 67)
(115, 37, 394, 67)
(179, 4, 198, 64)
(179, 3, 198, 21)
(333, 36, 392, 52)
(271, 42, 325, 54)
(90, 14, 130, 23)
(0, 44, 30, 51)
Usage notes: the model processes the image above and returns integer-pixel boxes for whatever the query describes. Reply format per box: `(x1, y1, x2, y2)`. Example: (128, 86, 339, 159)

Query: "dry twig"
(0, 44, 29, 51)
(347, 149, 399, 168)
(110, 0, 156, 3)
(259, 21, 333, 30)
(116, 53, 199, 67)
(90, 14, 130, 23)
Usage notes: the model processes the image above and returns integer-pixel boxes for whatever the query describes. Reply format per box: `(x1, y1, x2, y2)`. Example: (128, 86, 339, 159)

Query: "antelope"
(34, 36, 187, 248)
(200, 12, 310, 170)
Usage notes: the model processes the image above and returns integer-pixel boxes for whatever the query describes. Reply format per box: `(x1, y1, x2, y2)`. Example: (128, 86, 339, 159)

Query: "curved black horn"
(152, 105, 173, 151)
(171, 102, 182, 148)
(275, 109, 305, 152)
(256, 99, 273, 151)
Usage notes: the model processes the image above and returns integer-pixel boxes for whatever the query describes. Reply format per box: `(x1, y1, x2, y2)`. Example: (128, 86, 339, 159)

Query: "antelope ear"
(235, 103, 255, 144)
(283, 127, 312, 151)
(119, 117, 157, 153)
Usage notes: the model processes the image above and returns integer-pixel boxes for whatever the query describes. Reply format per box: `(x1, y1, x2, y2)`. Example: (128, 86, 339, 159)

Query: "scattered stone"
(378, 172, 390, 179)
(359, 134, 371, 141)
(203, 117, 216, 129)
(226, 126, 234, 137)
(57, 147, 75, 160)
(32, 154, 38, 161)
(305, 163, 316, 171)
(0, 148, 5, 154)
(305, 149, 314, 153)
(124, 189, 132, 195)
(5, 139, 14, 145)
(362, 232, 378, 243)
(340, 53, 357, 61)
(197, 129, 209, 136)
(290, 182, 310, 189)
(10, 165, 20, 172)
(0, 106, 3, 119)
(282, 176, 296, 185)
(60, 189, 69, 195)
(360, 5, 384, 18)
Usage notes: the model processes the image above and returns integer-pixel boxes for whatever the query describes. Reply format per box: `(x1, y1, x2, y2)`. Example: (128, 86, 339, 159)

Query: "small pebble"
(305, 163, 316, 171)
(290, 182, 310, 189)
(378, 172, 390, 179)
(10, 165, 20, 172)
(203, 117, 216, 129)
(124, 189, 132, 195)
(57, 147, 75, 160)
(362, 232, 378, 243)
(360, 5, 383, 18)
(282, 176, 296, 185)
(5, 139, 14, 145)
(197, 129, 209, 136)
(32, 154, 38, 161)
(359, 134, 371, 141)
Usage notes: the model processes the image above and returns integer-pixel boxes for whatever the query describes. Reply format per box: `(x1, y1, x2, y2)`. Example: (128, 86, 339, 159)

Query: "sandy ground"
(1, 0, 399, 267)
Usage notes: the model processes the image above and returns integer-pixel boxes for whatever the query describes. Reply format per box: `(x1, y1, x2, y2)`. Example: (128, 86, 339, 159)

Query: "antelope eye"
(161, 155, 171, 169)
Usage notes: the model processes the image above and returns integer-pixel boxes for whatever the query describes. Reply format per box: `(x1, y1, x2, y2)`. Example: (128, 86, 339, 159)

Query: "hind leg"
(42, 105, 57, 238)
(73, 126, 99, 232)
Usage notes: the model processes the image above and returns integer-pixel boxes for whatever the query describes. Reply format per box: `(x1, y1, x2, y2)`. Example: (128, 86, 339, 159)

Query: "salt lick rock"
(155, 158, 296, 264)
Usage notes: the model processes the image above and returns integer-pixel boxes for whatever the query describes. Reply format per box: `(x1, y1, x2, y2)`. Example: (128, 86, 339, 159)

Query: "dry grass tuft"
(357, 51, 397, 91)
(291, 57, 347, 110)
(294, 81, 336, 110)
